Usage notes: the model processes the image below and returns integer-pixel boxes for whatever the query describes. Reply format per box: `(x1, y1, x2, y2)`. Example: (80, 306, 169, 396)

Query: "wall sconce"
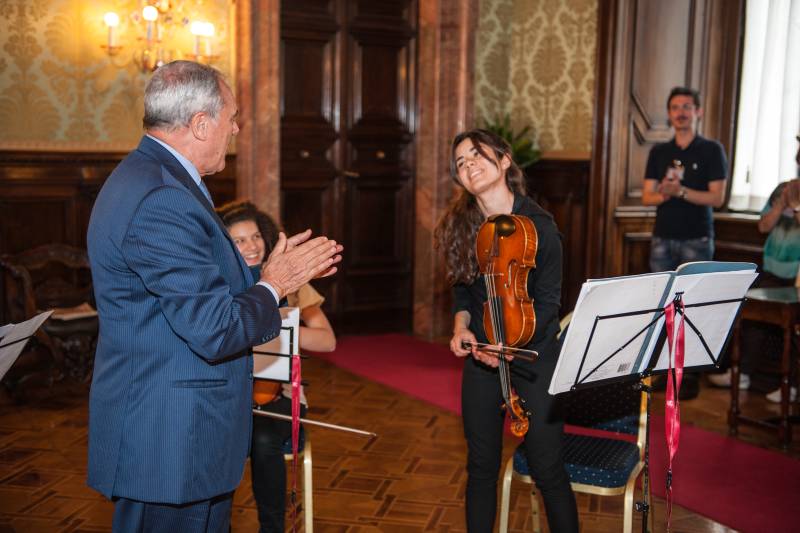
(102, 2, 219, 73)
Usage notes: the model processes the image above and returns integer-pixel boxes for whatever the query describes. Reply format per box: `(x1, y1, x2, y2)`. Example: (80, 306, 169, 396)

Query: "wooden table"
(729, 287, 800, 448)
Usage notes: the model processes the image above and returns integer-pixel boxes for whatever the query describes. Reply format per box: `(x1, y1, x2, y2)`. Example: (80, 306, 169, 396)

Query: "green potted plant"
(484, 114, 541, 169)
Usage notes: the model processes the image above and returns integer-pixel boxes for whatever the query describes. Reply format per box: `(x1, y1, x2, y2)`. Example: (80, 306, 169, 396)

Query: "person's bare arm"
(759, 199, 786, 234)
(298, 305, 336, 352)
(449, 310, 499, 367)
(642, 178, 667, 206)
(659, 178, 726, 207)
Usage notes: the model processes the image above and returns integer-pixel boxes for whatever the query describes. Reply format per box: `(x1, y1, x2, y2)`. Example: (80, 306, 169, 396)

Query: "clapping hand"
(783, 180, 800, 212)
(260, 229, 343, 299)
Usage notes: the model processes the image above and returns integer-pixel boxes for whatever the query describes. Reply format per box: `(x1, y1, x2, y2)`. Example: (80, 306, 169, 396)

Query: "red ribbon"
(663, 298, 685, 531)
(290, 352, 302, 531)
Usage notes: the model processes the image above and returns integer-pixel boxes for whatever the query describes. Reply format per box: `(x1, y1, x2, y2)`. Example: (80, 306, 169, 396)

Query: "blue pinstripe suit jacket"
(86, 136, 281, 504)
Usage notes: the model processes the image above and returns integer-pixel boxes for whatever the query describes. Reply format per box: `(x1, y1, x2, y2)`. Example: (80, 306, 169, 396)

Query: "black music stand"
(549, 261, 757, 533)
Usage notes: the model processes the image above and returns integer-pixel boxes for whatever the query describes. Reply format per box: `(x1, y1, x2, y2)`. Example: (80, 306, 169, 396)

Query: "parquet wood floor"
(1, 352, 796, 532)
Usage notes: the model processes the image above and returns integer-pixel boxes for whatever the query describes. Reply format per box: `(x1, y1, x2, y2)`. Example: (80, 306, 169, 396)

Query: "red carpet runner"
(315, 334, 799, 533)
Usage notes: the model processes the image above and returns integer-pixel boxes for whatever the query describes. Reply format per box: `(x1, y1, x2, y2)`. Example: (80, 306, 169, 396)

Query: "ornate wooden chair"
(0, 244, 98, 391)
(498, 378, 652, 533)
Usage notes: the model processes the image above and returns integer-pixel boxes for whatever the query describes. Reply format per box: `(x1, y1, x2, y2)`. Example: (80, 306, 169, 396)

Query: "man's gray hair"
(143, 60, 225, 131)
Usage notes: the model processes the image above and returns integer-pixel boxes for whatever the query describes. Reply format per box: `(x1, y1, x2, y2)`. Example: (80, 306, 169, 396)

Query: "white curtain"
(729, 0, 800, 211)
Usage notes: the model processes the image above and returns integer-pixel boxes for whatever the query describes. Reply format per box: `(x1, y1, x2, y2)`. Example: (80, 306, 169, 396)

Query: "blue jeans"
(649, 236, 714, 272)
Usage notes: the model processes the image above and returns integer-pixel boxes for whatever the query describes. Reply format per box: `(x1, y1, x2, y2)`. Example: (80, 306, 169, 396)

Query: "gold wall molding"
(474, 0, 597, 154)
(0, 0, 234, 152)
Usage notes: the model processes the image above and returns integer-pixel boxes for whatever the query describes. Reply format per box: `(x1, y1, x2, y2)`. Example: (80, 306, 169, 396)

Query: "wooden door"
(280, 0, 417, 333)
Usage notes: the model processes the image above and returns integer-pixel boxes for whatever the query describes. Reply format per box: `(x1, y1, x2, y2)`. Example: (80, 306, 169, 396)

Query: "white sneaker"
(766, 386, 798, 403)
(707, 370, 751, 390)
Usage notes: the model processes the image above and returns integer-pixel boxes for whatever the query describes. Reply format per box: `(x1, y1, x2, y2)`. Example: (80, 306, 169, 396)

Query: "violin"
(253, 379, 281, 405)
(475, 213, 538, 437)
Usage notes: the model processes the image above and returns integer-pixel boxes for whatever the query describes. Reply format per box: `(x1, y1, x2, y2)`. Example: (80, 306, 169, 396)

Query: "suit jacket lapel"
(135, 136, 252, 281)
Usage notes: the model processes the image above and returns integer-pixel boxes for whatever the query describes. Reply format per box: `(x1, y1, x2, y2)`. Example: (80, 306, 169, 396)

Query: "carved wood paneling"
(713, 214, 764, 267)
(527, 158, 591, 314)
(0, 151, 236, 256)
(613, 213, 765, 277)
(280, 0, 418, 334)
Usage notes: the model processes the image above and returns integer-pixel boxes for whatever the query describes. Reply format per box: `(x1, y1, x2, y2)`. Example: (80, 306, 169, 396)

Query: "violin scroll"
(507, 392, 531, 437)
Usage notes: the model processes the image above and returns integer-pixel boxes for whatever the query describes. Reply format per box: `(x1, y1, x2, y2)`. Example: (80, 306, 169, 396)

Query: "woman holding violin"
(216, 200, 336, 533)
(436, 129, 578, 532)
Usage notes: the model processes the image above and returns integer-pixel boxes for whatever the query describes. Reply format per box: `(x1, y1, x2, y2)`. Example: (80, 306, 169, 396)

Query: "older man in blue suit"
(87, 60, 342, 532)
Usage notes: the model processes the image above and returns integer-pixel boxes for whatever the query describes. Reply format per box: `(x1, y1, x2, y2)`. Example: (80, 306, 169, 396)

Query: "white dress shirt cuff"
(257, 281, 280, 304)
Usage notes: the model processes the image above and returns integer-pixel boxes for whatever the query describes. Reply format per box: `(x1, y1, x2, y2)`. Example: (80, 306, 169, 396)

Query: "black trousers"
(462, 354, 579, 532)
(251, 396, 307, 533)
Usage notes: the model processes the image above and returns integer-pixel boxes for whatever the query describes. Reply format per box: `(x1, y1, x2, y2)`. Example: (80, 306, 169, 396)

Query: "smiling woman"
(215, 199, 335, 533)
(434, 128, 579, 532)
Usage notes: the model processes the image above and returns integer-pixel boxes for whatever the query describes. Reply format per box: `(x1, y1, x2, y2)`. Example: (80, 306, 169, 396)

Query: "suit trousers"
(462, 355, 579, 533)
(111, 493, 232, 533)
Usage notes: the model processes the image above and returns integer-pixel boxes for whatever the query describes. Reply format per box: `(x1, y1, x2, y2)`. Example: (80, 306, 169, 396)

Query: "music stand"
(0, 310, 54, 382)
(253, 307, 300, 385)
(549, 261, 758, 533)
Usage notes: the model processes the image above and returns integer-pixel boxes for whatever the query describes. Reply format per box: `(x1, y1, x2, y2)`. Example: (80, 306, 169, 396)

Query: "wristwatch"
(679, 187, 687, 200)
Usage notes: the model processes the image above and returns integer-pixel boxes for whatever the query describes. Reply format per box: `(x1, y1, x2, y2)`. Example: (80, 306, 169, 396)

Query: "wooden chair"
(0, 244, 98, 390)
(498, 379, 652, 533)
(281, 427, 313, 532)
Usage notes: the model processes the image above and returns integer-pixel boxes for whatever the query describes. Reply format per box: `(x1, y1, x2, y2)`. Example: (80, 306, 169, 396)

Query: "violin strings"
(484, 229, 513, 404)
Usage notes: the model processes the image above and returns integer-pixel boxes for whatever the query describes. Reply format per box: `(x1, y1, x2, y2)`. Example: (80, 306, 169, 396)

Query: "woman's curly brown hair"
(434, 129, 527, 285)
(215, 200, 281, 255)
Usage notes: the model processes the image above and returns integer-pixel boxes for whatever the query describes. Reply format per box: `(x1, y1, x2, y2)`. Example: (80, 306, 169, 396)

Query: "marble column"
(235, 0, 281, 221)
(414, 0, 477, 341)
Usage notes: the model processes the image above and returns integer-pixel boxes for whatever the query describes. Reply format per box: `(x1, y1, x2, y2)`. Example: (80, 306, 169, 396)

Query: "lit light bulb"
(142, 5, 158, 43)
(190, 21, 214, 37)
(103, 12, 120, 49)
(103, 12, 120, 28)
(190, 21, 215, 57)
(142, 6, 159, 21)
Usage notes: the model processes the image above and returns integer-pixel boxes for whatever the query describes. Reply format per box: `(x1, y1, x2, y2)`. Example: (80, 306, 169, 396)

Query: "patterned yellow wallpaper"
(0, 0, 234, 151)
(475, 0, 597, 155)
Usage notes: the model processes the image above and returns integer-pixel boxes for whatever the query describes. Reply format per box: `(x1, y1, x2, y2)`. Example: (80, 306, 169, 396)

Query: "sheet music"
(549, 263, 757, 395)
(550, 273, 672, 394)
(0, 310, 53, 382)
(651, 270, 758, 371)
(252, 307, 299, 382)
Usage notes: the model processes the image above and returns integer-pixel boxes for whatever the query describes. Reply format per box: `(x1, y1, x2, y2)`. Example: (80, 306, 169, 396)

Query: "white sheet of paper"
(0, 310, 53, 382)
(549, 273, 671, 395)
(252, 307, 299, 382)
(651, 270, 758, 371)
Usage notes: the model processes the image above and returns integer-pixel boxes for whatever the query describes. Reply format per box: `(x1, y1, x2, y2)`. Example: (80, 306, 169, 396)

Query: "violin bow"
(252, 409, 377, 441)
(461, 340, 539, 362)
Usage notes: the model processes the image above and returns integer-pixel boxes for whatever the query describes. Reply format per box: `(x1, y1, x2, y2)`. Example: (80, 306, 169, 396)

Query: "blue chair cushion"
(281, 426, 306, 455)
(514, 435, 640, 489)
(591, 414, 639, 435)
